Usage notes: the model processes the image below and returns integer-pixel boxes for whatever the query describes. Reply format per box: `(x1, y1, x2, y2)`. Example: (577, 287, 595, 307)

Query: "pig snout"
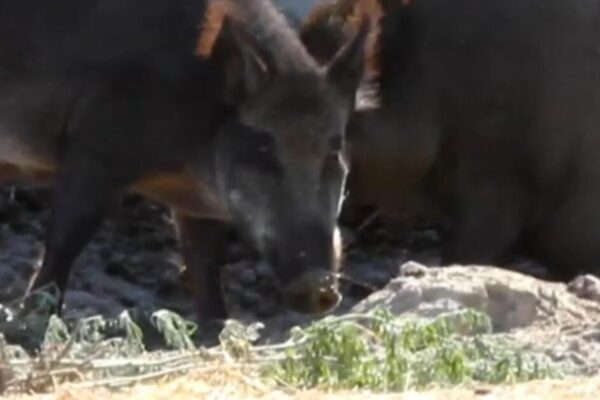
(281, 270, 341, 315)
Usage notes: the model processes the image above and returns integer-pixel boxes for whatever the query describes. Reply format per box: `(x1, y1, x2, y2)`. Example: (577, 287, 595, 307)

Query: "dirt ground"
(0, 184, 444, 348)
(1, 186, 600, 398)
(4, 370, 600, 400)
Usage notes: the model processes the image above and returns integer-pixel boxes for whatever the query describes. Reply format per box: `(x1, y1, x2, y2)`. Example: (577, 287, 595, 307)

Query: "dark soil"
(0, 183, 554, 349)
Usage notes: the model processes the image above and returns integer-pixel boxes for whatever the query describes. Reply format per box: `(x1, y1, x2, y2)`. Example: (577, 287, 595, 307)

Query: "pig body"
(302, 0, 600, 278)
(0, 0, 369, 321)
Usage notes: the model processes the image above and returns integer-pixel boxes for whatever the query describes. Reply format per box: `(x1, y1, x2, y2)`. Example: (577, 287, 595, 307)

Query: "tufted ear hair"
(197, 1, 277, 105)
(212, 17, 278, 104)
(326, 17, 370, 110)
(301, 0, 382, 112)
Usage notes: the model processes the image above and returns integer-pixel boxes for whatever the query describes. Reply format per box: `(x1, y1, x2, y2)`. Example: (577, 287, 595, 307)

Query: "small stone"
(11, 260, 37, 280)
(241, 291, 261, 308)
(568, 274, 600, 303)
(255, 279, 279, 296)
(256, 297, 278, 317)
(226, 280, 243, 296)
(105, 260, 126, 276)
(255, 261, 273, 278)
(399, 261, 428, 278)
(0, 268, 25, 301)
(228, 241, 252, 263)
(9, 220, 33, 236)
(141, 233, 173, 252)
(238, 268, 257, 285)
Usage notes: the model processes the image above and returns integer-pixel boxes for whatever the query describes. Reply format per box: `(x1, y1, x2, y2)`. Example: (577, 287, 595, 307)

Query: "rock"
(254, 261, 273, 278)
(12, 260, 37, 281)
(411, 298, 464, 318)
(225, 279, 243, 296)
(241, 291, 261, 308)
(342, 258, 398, 290)
(238, 267, 257, 286)
(0, 268, 25, 301)
(9, 220, 34, 236)
(348, 264, 600, 373)
(352, 264, 600, 333)
(568, 274, 600, 303)
(256, 297, 278, 317)
(4, 181, 600, 372)
(399, 261, 429, 277)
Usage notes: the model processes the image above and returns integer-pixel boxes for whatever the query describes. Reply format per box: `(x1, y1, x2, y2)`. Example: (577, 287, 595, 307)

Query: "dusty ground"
(4, 0, 598, 395)
(4, 370, 600, 400)
(0, 184, 444, 347)
(1, 184, 600, 397)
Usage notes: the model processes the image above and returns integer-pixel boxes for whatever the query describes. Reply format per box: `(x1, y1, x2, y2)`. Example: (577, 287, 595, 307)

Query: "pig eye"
(237, 127, 281, 172)
(238, 124, 275, 155)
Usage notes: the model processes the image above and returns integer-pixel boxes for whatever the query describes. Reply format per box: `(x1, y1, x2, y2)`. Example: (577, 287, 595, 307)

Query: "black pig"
(301, 0, 600, 279)
(0, 0, 369, 323)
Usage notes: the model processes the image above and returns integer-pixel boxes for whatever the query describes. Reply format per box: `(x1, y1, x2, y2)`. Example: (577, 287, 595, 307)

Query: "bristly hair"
(197, 0, 318, 73)
(302, 0, 382, 80)
(301, 0, 383, 111)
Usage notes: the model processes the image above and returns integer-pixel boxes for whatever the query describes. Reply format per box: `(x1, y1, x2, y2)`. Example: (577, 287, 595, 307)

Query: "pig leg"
(445, 180, 527, 266)
(534, 187, 600, 280)
(28, 154, 123, 312)
(173, 214, 230, 323)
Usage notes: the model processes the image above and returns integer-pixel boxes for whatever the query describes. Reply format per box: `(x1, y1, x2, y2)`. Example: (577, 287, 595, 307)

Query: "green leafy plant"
(265, 308, 575, 391)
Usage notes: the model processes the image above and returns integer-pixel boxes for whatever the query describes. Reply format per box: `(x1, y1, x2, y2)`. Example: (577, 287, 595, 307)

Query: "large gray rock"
(351, 263, 600, 372)
(352, 262, 600, 373)
(352, 263, 600, 332)
(568, 274, 600, 304)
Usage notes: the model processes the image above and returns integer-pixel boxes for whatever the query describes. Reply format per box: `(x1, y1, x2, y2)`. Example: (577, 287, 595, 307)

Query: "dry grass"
(0, 308, 590, 398)
(3, 369, 600, 400)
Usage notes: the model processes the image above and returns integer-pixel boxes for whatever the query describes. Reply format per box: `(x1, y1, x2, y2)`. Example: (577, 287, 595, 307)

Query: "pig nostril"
(316, 287, 341, 313)
(282, 271, 341, 315)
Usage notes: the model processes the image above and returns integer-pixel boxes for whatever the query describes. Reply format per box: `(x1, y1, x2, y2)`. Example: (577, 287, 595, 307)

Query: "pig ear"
(210, 17, 276, 105)
(325, 18, 370, 107)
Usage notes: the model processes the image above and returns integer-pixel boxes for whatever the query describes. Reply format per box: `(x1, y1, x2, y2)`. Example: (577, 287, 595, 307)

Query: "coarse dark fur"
(0, 0, 370, 324)
(301, 0, 600, 279)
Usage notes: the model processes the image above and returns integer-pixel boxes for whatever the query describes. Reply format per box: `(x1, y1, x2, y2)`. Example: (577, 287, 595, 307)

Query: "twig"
(65, 363, 222, 389)
(337, 274, 378, 292)
(1, 322, 384, 395)
(48, 320, 84, 369)
(49, 368, 85, 382)
(86, 352, 203, 369)
(357, 209, 380, 232)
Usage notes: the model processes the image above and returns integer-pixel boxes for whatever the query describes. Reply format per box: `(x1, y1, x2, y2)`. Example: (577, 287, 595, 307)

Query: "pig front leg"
(28, 153, 124, 313)
(444, 179, 528, 266)
(173, 214, 231, 327)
